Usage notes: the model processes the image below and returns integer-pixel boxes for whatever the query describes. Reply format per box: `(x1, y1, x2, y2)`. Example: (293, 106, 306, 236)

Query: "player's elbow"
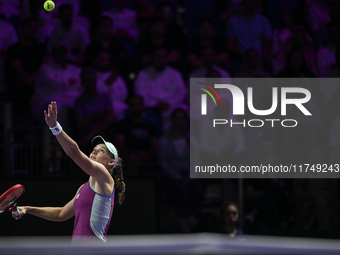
(58, 208, 73, 222)
(52, 208, 66, 222)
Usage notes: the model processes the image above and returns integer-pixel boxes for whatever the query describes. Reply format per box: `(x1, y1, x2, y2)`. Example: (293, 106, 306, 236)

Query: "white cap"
(91, 135, 118, 168)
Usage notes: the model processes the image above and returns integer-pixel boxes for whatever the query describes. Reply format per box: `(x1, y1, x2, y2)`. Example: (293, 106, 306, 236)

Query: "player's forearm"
(55, 130, 80, 158)
(24, 206, 64, 222)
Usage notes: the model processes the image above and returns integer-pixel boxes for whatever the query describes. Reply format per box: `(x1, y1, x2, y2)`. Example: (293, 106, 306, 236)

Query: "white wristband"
(49, 122, 62, 136)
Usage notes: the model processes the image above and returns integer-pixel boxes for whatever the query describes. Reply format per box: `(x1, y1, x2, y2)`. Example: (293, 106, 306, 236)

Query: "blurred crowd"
(1, 0, 340, 236)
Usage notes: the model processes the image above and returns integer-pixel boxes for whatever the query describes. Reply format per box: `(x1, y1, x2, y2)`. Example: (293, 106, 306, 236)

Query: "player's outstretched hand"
(44, 101, 58, 128)
(12, 206, 26, 220)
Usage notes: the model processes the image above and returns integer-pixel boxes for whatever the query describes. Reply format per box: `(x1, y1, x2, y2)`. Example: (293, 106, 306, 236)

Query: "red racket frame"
(0, 184, 25, 213)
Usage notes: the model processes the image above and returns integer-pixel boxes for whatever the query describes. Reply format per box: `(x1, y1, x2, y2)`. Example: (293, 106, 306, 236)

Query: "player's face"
(90, 144, 114, 168)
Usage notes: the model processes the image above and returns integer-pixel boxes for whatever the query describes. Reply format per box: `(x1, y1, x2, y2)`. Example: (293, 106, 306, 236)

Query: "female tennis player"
(12, 101, 125, 242)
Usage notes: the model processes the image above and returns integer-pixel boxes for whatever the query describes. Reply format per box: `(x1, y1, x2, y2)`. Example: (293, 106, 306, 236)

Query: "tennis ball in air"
(44, 0, 55, 11)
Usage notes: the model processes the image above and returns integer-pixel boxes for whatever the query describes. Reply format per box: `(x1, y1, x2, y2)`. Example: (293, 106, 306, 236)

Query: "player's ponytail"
(112, 157, 125, 205)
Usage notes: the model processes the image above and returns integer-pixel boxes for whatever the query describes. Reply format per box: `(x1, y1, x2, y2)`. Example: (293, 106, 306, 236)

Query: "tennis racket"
(0, 184, 25, 216)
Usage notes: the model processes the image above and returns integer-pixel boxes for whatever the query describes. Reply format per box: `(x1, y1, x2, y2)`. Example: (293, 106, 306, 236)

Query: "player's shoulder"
(78, 183, 85, 191)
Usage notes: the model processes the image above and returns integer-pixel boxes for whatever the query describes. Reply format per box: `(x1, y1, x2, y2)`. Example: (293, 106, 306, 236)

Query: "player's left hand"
(44, 101, 58, 128)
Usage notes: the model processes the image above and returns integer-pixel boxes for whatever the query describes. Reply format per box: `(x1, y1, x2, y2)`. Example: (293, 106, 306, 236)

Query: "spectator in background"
(318, 49, 340, 130)
(55, 0, 83, 21)
(133, 0, 155, 38)
(206, 68, 222, 78)
(305, 0, 330, 46)
(276, 25, 315, 74)
(263, 0, 305, 31)
(136, 17, 182, 69)
(219, 0, 242, 21)
(276, 47, 316, 77)
(187, 17, 228, 72)
(155, 1, 186, 46)
(4, 17, 47, 125)
(30, 44, 82, 128)
(0, 14, 18, 56)
(158, 107, 190, 181)
(244, 178, 289, 233)
(84, 16, 129, 79)
(33, 0, 60, 44)
(291, 178, 339, 230)
(327, 48, 340, 77)
(219, 201, 243, 236)
(0, 0, 20, 21)
(102, 0, 138, 40)
(134, 46, 187, 130)
(134, 0, 155, 20)
(316, 22, 340, 77)
(48, 4, 90, 64)
(158, 107, 203, 232)
(189, 46, 231, 79)
(74, 67, 115, 149)
(328, 0, 340, 28)
(113, 94, 159, 176)
(309, 0, 340, 49)
(57, 0, 91, 32)
(271, 6, 302, 75)
(225, 0, 272, 75)
(93, 50, 128, 121)
(0, 12, 18, 93)
(33, 0, 89, 44)
(5, 17, 45, 88)
(236, 48, 271, 77)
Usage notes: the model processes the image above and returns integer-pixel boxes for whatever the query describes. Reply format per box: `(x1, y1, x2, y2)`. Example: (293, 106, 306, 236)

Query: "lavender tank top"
(72, 181, 115, 242)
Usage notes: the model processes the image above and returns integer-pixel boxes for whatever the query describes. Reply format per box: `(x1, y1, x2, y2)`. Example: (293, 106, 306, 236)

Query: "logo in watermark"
(197, 82, 222, 115)
(198, 83, 312, 128)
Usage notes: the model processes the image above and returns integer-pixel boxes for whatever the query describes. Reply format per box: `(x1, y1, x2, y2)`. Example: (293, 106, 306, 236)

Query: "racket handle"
(13, 208, 20, 216)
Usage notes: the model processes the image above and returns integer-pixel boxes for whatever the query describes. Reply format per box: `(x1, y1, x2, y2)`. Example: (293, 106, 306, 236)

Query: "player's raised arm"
(44, 101, 113, 184)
